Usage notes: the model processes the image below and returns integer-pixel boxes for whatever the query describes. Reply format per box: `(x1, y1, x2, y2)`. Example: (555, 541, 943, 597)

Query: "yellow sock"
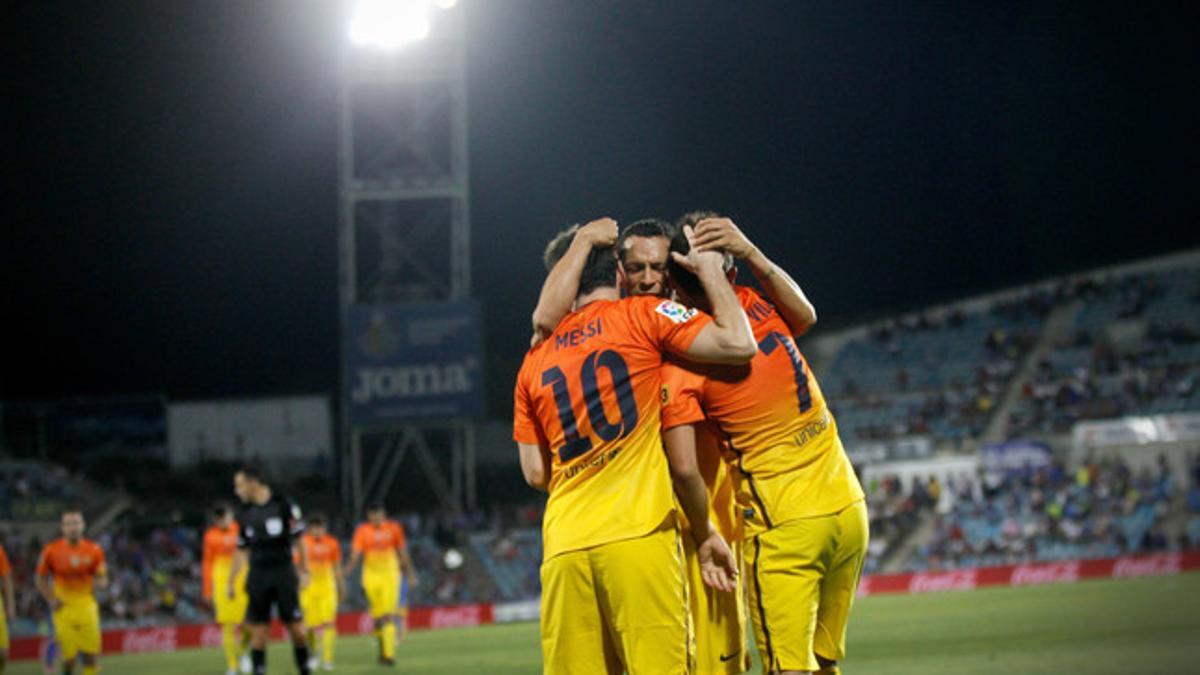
(307, 628, 316, 653)
(83, 666, 98, 675)
(222, 624, 240, 670)
(381, 622, 396, 659)
(322, 627, 337, 664)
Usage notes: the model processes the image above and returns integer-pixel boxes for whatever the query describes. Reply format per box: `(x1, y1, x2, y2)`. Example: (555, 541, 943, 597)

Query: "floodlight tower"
(338, 0, 476, 516)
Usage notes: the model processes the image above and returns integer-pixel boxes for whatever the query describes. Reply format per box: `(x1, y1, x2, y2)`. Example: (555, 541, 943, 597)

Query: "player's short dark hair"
(366, 502, 386, 515)
(236, 463, 267, 484)
(542, 225, 618, 297)
(675, 210, 721, 230)
(667, 227, 735, 300)
(308, 511, 327, 527)
(618, 219, 675, 262)
(211, 502, 233, 520)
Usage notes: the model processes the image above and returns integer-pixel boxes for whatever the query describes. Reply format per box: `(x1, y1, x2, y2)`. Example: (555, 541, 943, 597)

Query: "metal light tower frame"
(337, 4, 475, 517)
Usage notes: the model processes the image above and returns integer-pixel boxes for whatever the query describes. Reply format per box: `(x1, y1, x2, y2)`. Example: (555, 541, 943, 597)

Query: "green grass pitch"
(15, 573, 1199, 674)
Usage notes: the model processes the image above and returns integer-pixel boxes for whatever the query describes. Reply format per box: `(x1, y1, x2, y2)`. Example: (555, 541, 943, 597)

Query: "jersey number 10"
(541, 350, 639, 462)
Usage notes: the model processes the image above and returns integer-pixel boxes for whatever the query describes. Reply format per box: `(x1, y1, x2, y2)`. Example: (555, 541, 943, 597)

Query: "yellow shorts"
(214, 575, 249, 625)
(0, 602, 8, 650)
(301, 582, 339, 626)
(53, 598, 102, 659)
(682, 533, 750, 674)
(540, 525, 690, 675)
(746, 500, 868, 673)
(363, 576, 400, 620)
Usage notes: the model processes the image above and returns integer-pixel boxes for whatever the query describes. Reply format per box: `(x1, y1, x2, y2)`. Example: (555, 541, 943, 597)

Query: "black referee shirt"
(237, 493, 304, 567)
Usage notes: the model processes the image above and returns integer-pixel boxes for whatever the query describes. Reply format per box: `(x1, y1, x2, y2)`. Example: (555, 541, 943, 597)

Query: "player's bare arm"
(517, 441, 552, 491)
(334, 557, 347, 599)
(3, 571, 15, 619)
(35, 571, 60, 610)
(692, 216, 818, 336)
(95, 566, 110, 590)
(531, 217, 619, 343)
(662, 424, 739, 593)
(294, 540, 310, 590)
(400, 543, 420, 588)
(672, 226, 757, 363)
(342, 550, 361, 578)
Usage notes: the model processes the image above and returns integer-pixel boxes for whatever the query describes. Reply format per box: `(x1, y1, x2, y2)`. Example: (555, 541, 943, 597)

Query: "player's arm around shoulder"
(531, 217, 619, 339)
(692, 216, 817, 336)
(668, 229, 756, 364)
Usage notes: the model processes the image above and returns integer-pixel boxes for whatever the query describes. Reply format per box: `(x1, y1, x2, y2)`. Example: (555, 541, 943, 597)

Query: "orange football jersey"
(0, 543, 10, 577)
(661, 286, 863, 537)
(514, 295, 712, 560)
(201, 523, 240, 600)
(37, 538, 106, 602)
(302, 533, 342, 581)
(352, 521, 406, 579)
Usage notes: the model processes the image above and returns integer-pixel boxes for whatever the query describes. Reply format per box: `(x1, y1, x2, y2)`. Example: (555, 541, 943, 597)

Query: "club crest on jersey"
(655, 301, 697, 324)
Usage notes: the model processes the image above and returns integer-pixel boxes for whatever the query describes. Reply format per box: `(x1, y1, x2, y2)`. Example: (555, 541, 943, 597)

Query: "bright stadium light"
(348, 0, 433, 49)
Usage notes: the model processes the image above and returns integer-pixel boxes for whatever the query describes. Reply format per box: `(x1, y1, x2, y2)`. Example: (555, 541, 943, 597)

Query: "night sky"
(5, 1, 1198, 415)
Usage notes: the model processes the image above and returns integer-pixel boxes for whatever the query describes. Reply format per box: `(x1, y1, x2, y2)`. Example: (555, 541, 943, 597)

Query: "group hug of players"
(514, 214, 868, 675)
(0, 467, 416, 675)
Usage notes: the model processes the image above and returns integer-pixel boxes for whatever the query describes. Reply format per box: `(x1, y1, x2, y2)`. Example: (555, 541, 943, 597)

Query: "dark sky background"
(5, 1, 1198, 417)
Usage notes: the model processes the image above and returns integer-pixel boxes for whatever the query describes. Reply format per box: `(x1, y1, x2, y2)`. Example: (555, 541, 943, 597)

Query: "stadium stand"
(1007, 268, 1200, 436)
(824, 305, 1041, 447)
(906, 454, 1178, 572)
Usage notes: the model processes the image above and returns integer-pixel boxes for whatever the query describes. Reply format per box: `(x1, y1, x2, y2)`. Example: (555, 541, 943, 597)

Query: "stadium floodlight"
(348, 0, 433, 49)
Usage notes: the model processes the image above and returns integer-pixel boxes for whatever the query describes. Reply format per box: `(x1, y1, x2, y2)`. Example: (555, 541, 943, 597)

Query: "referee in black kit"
(227, 465, 312, 675)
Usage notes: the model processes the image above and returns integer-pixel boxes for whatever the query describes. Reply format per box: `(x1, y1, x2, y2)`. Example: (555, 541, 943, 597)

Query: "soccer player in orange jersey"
(514, 222, 752, 674)
(0, 540, 13, 675)
(299, 513, 344, 671)
(532, 216, 752, 674)
(344, 504, 415, 667)
(35, 508, 108, 675)
(203, 503, 251, 675)
(661, 216, 867, 675)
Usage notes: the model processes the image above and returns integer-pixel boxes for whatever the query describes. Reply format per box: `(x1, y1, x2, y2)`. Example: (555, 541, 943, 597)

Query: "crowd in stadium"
(829, 267, 1200, 447)
(910, 453, 1193, 571)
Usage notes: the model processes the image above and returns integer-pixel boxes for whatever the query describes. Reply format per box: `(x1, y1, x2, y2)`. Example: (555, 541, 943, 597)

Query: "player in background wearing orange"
(0, 541, 14, 675)
(532, 216, 751, 674)
(515, 222, 751, 674)
(299, 513, 344, 672)
(662, 217, 867, 675)
(344, 504, 416, 667)
(203, 503, 251, 675)
(36, 508, 108, 675)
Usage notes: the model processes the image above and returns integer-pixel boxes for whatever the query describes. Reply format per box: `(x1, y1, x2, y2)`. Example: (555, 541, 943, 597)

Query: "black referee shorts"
(245, 565, 304, 625)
